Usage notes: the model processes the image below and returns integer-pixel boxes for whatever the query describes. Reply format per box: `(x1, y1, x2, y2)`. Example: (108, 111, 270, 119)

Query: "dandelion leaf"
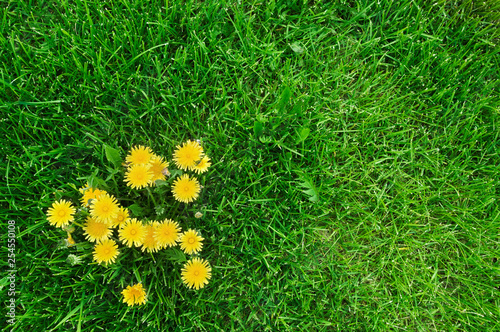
(278, 86, 292, 112)
(104, 144, 122, 168)
(253, 121, 264, 137)
(296, 127, 310, 144)
(164, 248, 187, 263)
(298, 176, 319, 202)
(128, 203, 144, 217)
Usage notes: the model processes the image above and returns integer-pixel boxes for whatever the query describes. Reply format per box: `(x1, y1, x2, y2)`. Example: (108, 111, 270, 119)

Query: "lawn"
(1, 0, 499, 331)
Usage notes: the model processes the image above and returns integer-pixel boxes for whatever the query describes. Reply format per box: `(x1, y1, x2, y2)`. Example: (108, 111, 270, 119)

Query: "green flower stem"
(146, 186, 158, 208)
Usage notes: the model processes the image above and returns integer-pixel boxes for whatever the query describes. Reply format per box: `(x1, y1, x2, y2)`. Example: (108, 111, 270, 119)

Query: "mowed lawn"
(1, 0, 499, 331)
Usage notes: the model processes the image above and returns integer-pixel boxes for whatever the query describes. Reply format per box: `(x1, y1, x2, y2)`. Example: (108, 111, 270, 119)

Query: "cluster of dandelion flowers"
(79, 185, 106, 207)
(172, 174, 201, 203)
(179, 229, 204, 255)
(181, 258, 212, 290)
(126, 145, 153, 165)
(155, 219, 181, 248)
(149, 155, 169, 183)
(193, 156, 211, 174)
(122, 283, 147, 307)
(46, 199, 76, 228)
(141, 223, 161, 253)
(90, 193, 119, 224)
(119, 218, 146, 247)
(93, 239, 119, 265)
(125, 164, 153, 189)
(83, 216, 112, 243)
(173, 140, 204, 171)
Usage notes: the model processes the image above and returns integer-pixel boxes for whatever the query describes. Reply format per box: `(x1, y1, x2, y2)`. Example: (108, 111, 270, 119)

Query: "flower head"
(173, 140, 203, 171)
(172, 174, 201, 203)
(181, 258, 212, 290)
(83, 216, 112, 243)
(118, 219, 146, 247)
(111, 207, 130, 228)
(93, 239, 119, 265)
(126, 145, 153, 166)
(122, 283, 147, 307)
(155, 219, 181, 249)
(179, 229, 204, 255)
(79, 183, 106, 207)
(149, 155, 169, 183)
(90, 193, 120, 224)
(47, 199, 76, 228)
(141, 222, 161, 253)
(193, 156, 211, 174)
(125, 164, 153, 189)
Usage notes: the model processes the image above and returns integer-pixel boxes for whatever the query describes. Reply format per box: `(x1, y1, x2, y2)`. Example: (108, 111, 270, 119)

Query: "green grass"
(1, 0, 499, 330)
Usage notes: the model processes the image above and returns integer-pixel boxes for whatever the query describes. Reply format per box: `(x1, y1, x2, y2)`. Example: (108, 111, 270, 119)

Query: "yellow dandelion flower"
(111, 207, 130, 228)
(83, 216, 112, 243)
(141, 222, 161, 253)
(93, 239, 119, 265)
(126, 145, 153, 166)
(46, 199, 76, 228)
(149, 155, 169, 183)
(90, 193, 120, 224)
(171, 174, 201, 203)
(155, 219, 181, 249)
(125, 164, 153, 189)
(141, 221, 160, 252)
(192, 156, 211, 174)
(179, 229, 204, 255)
(118, 219, 146, 247)
(173, 140, 203, 171)
(122, 283, 147, 307)
(79, 183, 106, 207)
(181, 258, 212, 290)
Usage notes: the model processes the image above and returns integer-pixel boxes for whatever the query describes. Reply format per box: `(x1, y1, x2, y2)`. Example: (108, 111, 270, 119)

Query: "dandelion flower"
(119, 219, 146, 247)
(83, 216, 112, 243)
(111, 207, 130, 228)
(90, 193, 120, 224)
(181, 258, 211, 290)
(126, 145, 153, 166)
(79, 183, 106, 207)
(47, 199, 76, 228)
(193, 156, 211, 174)
(149, 155, 169, 183)
(141, 222, 161, 253)
(179, 229, 204, 255)
(125, 164, 153, 189)
(155, 219, 181, 248)
(173, 140, 203, 171)
(93, 239, 119, 265)
(122, 283, 147, 307)
(172, 174, 201, 203)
